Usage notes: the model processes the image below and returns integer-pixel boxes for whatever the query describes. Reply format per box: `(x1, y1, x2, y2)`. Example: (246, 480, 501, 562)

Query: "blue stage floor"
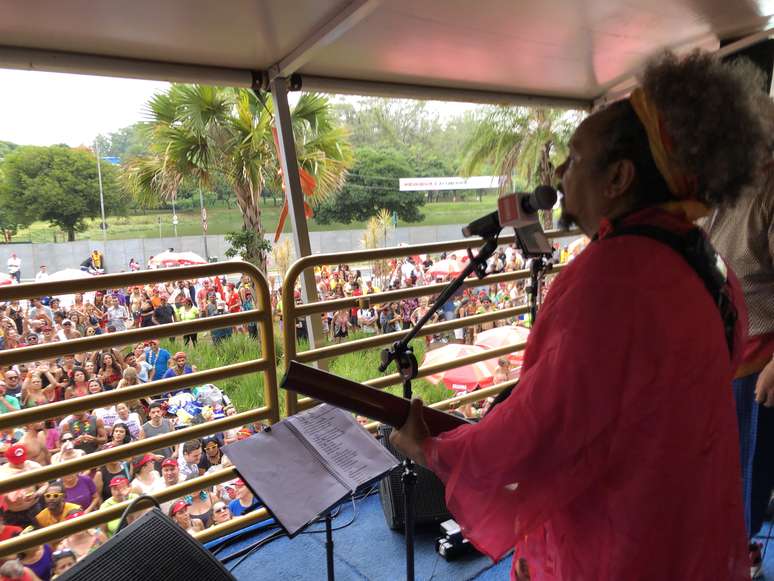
(212, 492, 774, 580)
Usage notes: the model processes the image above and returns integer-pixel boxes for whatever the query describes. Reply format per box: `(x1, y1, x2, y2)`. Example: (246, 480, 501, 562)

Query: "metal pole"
(198, 186, 210, 260)
(95, 140, 107, 242)
(270, 77, 327, 372)
(172, 197, 178, 237)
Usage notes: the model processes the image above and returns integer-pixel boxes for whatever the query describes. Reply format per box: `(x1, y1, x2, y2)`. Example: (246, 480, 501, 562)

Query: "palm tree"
(460, 107, 581, 229)
(124, 85, 352, 270)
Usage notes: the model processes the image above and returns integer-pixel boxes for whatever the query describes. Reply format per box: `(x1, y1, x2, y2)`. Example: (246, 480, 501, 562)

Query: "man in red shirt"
(392, 51, 768, 580)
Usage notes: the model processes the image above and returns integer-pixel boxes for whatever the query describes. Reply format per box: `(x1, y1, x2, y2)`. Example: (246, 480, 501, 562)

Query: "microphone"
(462, 185, 557, 238)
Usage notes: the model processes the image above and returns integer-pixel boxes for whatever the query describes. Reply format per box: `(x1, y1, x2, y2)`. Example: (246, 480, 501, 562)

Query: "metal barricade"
(0, 261, 279, 556)
(282, 232, 572, 417)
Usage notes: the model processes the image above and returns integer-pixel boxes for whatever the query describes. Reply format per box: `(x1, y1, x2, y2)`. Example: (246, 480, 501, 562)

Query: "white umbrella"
(46, 268, 95, 308)
(149, 251, 206, 268)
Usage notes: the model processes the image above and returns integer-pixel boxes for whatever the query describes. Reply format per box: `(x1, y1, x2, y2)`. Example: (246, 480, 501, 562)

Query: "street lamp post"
(198, 186, 210, 260)
(95, 140, 107, 242)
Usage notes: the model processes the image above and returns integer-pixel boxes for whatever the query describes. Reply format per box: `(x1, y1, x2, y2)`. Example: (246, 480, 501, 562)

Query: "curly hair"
(642, 51, 768, 207)
(599, 50, 769, 208)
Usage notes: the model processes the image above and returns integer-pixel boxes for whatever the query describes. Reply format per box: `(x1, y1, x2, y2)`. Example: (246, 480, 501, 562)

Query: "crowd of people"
(0, 231, 583, 579)
(0, 272, 277, 579)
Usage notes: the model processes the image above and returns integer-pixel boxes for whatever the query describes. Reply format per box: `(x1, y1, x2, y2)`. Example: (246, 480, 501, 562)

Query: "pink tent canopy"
(149, 251, 207, 268)
(424, 343, 499, 394)
(474, 324, 530, 374)
(427, 259, 466, 279)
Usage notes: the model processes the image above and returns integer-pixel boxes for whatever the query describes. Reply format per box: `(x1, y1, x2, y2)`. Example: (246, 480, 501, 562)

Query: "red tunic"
(424, 209, 749, 580)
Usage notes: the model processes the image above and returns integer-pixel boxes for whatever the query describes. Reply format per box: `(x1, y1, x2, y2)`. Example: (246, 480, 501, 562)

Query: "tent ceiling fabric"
(1, 0, 772, 104)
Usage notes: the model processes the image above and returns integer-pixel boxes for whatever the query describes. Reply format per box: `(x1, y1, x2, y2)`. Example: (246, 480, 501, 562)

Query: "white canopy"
(1, 0, 772, 107)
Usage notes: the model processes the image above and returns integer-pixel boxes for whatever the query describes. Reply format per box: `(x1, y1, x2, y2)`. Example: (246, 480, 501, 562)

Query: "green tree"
(94, 123, 150, 161)
(461, 107, 581, 228)
(0, 145, 126, 241)
(314, 146, 425, 224)
(125, 85, 352, 269)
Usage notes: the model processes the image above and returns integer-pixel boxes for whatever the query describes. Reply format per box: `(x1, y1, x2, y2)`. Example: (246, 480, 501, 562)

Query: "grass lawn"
(158, 330, 452, 416)
(14, 195, 499, 242)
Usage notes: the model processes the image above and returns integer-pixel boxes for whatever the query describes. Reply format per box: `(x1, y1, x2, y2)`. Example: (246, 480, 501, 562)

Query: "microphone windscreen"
(533, 185, 558, 209)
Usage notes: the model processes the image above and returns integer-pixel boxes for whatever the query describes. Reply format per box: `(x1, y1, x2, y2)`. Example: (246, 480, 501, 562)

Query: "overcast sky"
(0, 68, 477, 148)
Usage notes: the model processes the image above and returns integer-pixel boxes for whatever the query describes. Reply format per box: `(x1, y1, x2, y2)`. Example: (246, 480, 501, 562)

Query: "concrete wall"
(1, 226, 582, 278)
(0, 225, 470, 277)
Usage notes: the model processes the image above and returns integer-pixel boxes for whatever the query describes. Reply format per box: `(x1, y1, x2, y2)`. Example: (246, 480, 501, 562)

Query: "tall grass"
(161, 330, 453, 414)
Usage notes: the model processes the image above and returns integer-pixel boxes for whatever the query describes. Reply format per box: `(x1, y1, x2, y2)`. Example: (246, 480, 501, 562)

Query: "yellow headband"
(629, 87, 709, 221)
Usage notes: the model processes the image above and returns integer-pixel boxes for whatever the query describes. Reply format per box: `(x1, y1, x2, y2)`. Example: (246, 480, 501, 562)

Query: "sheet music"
(286, 404, 398, 490)
(223, 404, 398, 537)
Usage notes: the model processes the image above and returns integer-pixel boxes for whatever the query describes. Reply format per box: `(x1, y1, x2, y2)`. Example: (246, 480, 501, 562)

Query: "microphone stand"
(379, 235, 499, 581)
(527, 256, 552, 327)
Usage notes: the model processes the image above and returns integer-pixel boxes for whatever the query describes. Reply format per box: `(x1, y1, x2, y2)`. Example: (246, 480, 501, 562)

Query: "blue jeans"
(732, 373, 759, 537)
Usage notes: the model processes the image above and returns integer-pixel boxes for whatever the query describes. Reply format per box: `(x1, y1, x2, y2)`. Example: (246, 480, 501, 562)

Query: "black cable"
(116, 494, 160, 533)
(227, 529, 287, 572)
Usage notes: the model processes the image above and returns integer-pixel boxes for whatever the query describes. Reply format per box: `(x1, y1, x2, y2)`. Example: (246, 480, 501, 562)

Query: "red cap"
(170, 500, 188, 516)
(134, 454, 155, 470)
(65, 510, 85, 520)
(237, 428, 252, 441)
(109, 476, 129, 488)
(6, 444, 26, 465)
(235, 478, 246, 487)
(161, 458, 178, 469)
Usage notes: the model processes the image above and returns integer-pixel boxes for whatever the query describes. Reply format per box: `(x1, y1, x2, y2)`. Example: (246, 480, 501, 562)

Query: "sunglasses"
(205, 443, 219, 450)
(214, 506, 228, 513)
(44, 492, 64, 500)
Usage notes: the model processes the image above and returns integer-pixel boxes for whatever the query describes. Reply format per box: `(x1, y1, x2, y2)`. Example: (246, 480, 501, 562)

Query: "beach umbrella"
(149, 251, 206, 268)
(46, 268, 96, 307)
(474, 324, 530, 368)
(424, 343, 499, 394)
(427, 258, 466, 279)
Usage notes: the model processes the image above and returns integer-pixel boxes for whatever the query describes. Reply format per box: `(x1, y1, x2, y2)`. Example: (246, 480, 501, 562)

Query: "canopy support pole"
(271, 77, 328, 386)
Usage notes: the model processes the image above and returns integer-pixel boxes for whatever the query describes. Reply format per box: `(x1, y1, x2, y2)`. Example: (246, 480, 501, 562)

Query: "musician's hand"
(389, 398, 430, 467)
(755, 357, 774, 407)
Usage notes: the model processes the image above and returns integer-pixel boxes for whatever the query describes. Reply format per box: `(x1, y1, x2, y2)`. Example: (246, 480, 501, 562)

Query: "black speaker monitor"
(58, 508, 235, 581)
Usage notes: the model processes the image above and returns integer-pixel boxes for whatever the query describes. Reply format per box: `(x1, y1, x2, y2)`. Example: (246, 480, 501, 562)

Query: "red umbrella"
(427, 259, 466, 279)
(474, 325, 530, 369)
(0, 273, 15, 286)
(424, 344, 499, 394)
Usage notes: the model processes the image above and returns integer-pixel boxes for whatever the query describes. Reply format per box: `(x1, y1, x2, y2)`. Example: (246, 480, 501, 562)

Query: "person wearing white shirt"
(34, 265, 48, 282)
(7, 253, 21, 282)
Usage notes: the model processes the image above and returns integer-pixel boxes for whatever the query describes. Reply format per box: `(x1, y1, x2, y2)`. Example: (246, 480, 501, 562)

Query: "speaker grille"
(58, 508, 235, 581)
(378, 425, 451, 530)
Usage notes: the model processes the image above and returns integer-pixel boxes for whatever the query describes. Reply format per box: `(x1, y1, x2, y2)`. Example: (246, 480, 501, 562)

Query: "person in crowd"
(123, 352, 152, 384)
(228, 479, 260, 517)
(162, 352, 193, 381)
(168, 501, 204, 535)
(158, 458, 183, 515)
(60, 471, 99, 514)
(187, 489, 214, 528)
(56, 511, 107, 561)
(113, 404, 143, 441)
(93, 458, 132, 505)
(210, 502, 232, 527)
(153, 295, 176, 327)
(49, 435, 84, 466)
(177, 298, 199, 346)
(145, 340, 170, 381)
(138, 299, 155, 328)
(96, 352, 122, 391)
(34, 482, 80, 528)
(19, 424, 48, 466)
(7, 253, 21, 283)
(17, 531, 52, 581)
(63, 370, 88, 400)
(0, 381, 20, 416)
(129, 454, 164, 497)
(179, 440, 202, 481)
(99, 477, 138, 537)
(0, 445, 47, 529)
(33, 267, 47, 283)
(140, 402, 174, 459)
(197, 437, 222, 473)
(391, 51, 768, 579)
(51, 548, 77, 577)
(105, 296, 129, 333)
(62, 411, 106, 455)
